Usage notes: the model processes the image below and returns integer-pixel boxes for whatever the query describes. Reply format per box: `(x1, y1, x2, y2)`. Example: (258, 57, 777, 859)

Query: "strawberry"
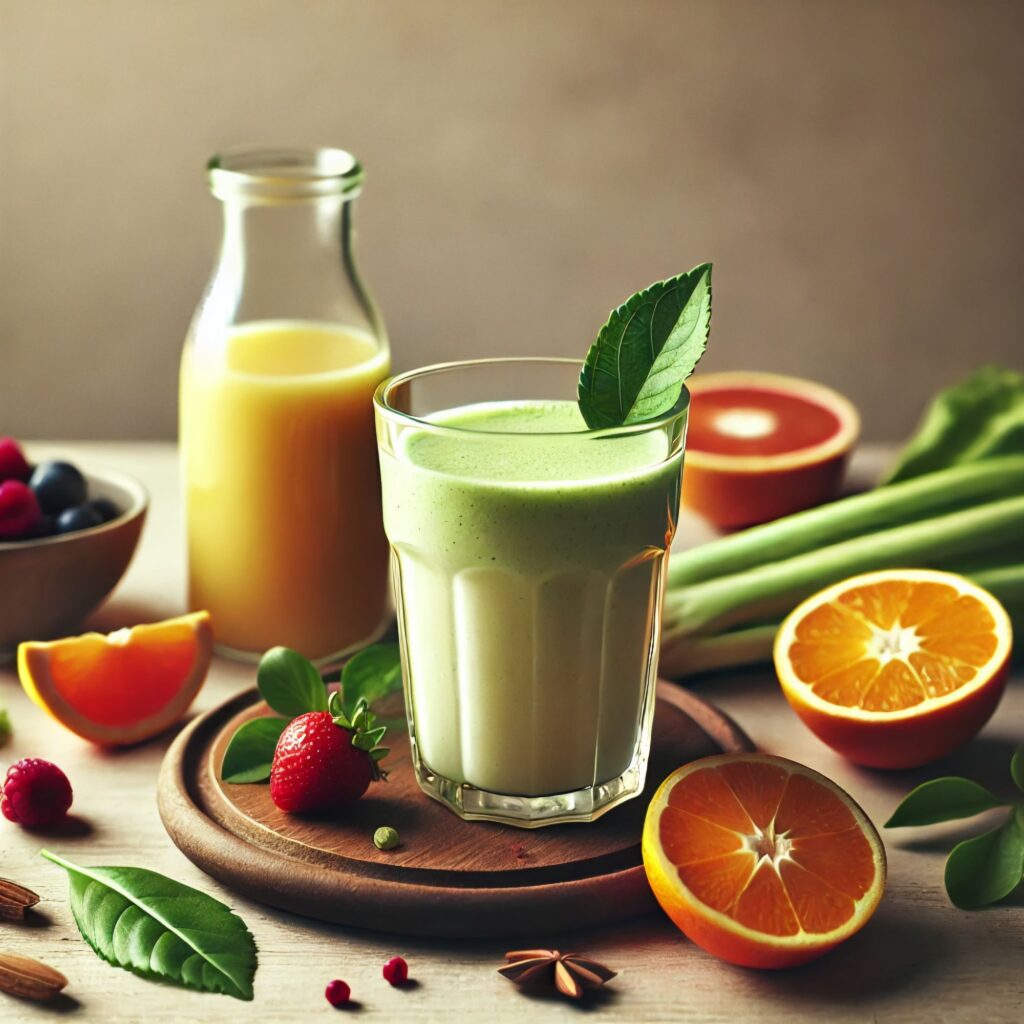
(269, 696, 388, 814)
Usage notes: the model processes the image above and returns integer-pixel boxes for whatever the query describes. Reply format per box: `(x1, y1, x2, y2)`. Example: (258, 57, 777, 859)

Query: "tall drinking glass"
(374, 358, 688, 826)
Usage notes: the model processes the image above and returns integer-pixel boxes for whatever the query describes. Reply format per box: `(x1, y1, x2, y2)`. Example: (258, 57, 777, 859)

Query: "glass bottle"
(180, 147, 391, 664)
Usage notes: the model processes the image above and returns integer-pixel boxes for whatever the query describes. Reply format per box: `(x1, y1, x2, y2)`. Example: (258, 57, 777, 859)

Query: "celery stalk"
(660, 623, 778, 677)
(661, 563, 1024, 679)
(669, 456, 1024, 589)
(664, 495, 1024, 641)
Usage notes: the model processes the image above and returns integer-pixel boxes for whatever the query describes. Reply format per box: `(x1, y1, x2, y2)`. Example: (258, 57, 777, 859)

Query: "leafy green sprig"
(577, 263, 712, 429)
(886, 746, 1024, 909)
(221, 644, 403, 784)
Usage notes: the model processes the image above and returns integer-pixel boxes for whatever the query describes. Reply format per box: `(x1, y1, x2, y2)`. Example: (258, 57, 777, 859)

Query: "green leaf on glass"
(577, 263, 712, 429)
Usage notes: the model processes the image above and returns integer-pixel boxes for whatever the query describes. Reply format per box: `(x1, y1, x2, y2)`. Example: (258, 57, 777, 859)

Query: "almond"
(0, 951, 68, 1001)
(0, 878, 40, 921)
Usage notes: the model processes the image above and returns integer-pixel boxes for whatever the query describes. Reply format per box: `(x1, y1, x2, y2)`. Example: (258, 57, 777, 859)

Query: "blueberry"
(29, 461, 87, 515)
(88, 497, 121, 522)
(56, 504, 104, 534)
(23, 514, 57, 540)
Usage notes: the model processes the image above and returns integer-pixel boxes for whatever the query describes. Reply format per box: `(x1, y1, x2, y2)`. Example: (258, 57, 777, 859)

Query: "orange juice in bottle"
(180, 149, 391, 663)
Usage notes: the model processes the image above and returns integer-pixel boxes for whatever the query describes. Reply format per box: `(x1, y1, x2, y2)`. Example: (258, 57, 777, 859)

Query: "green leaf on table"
(577, 263, 712, 429)
(0, 708, 11, 749)
(257, 646, 328, 717)
(885, 777, 1007, 828)
(944, 809, 1024, 909)
(340, 643, 403, 718)
(1011, 746, 1024, 794)
(221, 717, 289, 783)
(886, 365, 1024, 483)
(42, 849, 257, 1000)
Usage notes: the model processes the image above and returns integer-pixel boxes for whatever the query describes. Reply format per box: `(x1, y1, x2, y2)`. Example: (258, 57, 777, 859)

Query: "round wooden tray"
(158, 682, 752, 938)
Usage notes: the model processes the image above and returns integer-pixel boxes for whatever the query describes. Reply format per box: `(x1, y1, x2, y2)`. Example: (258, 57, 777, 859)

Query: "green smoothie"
(378, 399, 684, 798)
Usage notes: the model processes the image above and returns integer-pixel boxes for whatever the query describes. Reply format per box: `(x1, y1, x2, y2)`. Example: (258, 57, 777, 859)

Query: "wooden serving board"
(158, 682, 752, 938)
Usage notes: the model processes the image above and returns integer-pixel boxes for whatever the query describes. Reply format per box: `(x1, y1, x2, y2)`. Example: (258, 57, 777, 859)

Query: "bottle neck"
(219, 195, 348, 279)
(201, 194, 381, 338)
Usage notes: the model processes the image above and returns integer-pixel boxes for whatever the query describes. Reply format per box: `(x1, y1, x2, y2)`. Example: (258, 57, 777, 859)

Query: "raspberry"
(382, 956, 409, 985)
(0, 437, 31, 484)
(0, 480, 41, 540)
(1, 759, 73, 827)
(325, 979, 351, 1007)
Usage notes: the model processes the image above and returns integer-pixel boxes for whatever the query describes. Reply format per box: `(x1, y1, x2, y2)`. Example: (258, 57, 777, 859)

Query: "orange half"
(18, 611, 213, 746)
(775, 569, 1012, 768)
(642, 753, 885, 969)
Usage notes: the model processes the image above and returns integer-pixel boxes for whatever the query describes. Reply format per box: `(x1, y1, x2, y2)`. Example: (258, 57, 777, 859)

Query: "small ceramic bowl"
(681, 371, 860, 530)
(0, 467, 148, 653)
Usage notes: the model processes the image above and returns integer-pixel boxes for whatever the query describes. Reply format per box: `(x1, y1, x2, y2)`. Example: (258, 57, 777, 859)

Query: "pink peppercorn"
(325, 979, 351, 1007)
(382, 956, 409, 985)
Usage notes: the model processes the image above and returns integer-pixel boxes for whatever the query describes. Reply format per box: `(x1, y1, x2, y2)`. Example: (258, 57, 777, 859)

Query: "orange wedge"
(18, 612, 213, 747)
(775, 569, 1012, 769)
(642, 753, 885, 969)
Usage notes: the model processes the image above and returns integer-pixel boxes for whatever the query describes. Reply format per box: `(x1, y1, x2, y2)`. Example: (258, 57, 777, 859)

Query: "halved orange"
(642, 753, 885, 969)
(775, 569, 1012, 769)
(18, 611, 213, 747)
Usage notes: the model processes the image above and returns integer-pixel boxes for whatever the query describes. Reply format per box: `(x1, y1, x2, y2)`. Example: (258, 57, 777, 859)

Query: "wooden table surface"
(1, 442, 1021, 1023)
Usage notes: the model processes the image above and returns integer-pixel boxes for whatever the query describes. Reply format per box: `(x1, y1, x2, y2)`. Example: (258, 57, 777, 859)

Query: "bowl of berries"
(0, 437, 148, 653)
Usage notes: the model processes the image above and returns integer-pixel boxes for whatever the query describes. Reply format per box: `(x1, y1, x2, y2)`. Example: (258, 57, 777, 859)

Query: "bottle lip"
(207, 146, 364, 202)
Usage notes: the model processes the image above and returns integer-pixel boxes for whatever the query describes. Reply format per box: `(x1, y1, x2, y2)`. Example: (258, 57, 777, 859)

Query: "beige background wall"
(2, 0, 1022, 441)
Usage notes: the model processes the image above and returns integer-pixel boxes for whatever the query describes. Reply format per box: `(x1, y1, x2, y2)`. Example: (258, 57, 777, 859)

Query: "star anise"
(498, 948, 617, 1000)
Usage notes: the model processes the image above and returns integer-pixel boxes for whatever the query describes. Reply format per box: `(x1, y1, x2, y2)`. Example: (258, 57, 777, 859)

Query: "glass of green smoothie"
(374, 357, 688, 826)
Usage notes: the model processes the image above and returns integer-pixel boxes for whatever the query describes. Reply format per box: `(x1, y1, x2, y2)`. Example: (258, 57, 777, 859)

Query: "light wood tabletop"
(1, 442, 1021, 1023)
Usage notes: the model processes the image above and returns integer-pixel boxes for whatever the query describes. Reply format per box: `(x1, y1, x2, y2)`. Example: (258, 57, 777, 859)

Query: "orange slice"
(775, 569, 1012, 769)
(642, 753, 885, 969)
(18, 612, 213, 747)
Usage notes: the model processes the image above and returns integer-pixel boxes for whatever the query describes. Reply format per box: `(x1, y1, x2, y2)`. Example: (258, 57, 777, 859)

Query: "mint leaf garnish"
(0, 708, 11, 749)
(577, 263, 712, 429)
(221, 717, 289, 783)
(340, 643, 403, 719)
(257, 646, 328, 717)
